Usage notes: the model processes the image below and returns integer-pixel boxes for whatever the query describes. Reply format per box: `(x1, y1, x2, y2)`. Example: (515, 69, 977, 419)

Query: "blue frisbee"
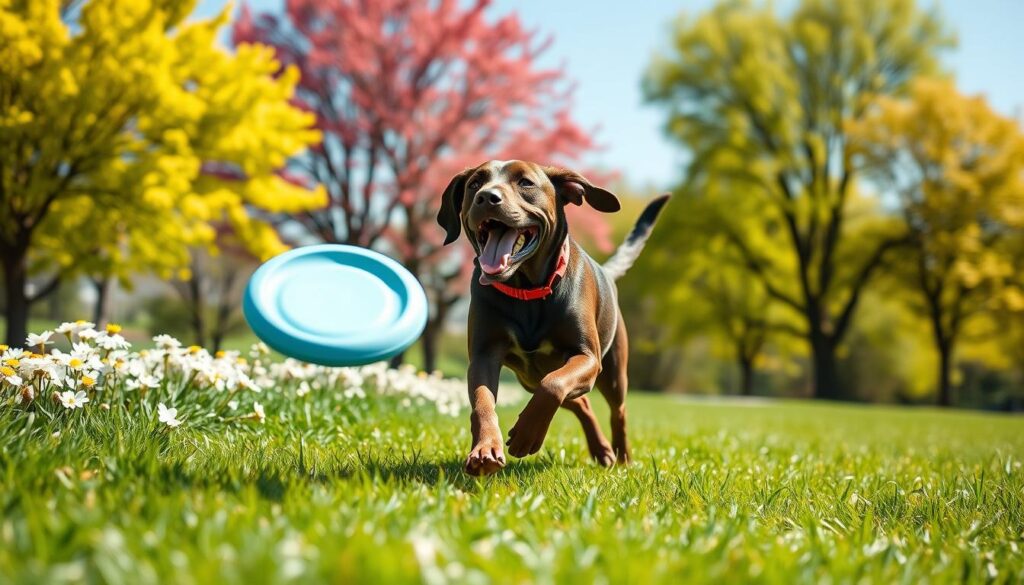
(242, 244, 428, 367)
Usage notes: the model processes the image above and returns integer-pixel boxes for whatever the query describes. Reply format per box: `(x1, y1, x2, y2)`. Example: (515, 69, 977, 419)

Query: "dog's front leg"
(506, 353, 601, 458)
(465, 354, 506, 476)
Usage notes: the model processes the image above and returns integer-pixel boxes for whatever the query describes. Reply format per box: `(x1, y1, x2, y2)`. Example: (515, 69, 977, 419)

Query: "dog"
(437, 160, 669, 476)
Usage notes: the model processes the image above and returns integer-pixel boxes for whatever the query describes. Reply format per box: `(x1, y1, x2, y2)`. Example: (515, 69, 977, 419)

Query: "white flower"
(71, 342, 97, 357)
(227, 400, 239, 410)
(1, 365, 22, 387)
(240, 374, 262, 393)
(54, 347, 102, 372)
(37, 362, 68, 387)
(17, 356, 46, 377)
(76, 328, 99, 341)
(253, 401, 266, 423)
(104, 352, 129, 374)
(26, 330, 54, 349)
(126, 373, 161, 392)
(249, 342, 270, 358)
(59, 390, 89, 409)
(56, 321, 94, 339)
(79, 370, 100, 389)
(296, 381, 311, 397)
(96, 333, 130, 351)
(157, 403, 182, 428)
(1, 347, 24, 362)
(153, 334, 181, 350)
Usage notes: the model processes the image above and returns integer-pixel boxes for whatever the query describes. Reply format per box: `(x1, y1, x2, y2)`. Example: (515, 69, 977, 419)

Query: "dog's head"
(437, 160, 620, 283)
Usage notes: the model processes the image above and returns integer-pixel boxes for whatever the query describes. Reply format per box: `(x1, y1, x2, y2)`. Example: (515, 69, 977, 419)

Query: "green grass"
(2, 389, 1022, 584)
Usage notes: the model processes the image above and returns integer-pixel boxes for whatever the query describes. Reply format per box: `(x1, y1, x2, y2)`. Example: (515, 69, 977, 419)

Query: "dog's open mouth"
(476, 219, 539, 276)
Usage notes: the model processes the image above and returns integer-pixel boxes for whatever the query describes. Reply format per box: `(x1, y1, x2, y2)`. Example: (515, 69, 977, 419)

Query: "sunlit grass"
(1, 389, 1021, 583)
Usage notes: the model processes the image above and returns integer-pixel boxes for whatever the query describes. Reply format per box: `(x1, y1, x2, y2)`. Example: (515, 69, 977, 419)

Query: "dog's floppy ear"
(542, 166, 620, 213)
(437, 168, 473, 245)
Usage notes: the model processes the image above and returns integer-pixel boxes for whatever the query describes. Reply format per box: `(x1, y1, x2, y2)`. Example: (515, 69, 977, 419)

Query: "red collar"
(485, 237, 570, 301)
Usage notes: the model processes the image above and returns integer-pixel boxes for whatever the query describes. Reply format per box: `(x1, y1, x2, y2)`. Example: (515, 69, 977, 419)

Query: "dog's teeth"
(513, 233, 525, 254)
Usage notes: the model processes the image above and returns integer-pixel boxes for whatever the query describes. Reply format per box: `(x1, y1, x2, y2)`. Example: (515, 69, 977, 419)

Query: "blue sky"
(196, 0, 1024, 189)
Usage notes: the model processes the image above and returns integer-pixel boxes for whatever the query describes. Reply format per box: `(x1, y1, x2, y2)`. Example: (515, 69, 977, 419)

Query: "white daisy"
(79, 370, 100, 389)
(26, 330, 54, 351)
(55, 320, 95, 339)
(16, 357, 41, 377)
(59, 390, 89, 409)
(2, 370, 23, 387)
(253, 401, 266, 423)
(239, 374, 262, 393)
(76, 328, 99, 342)
(125, 374, 161, 391)
(1, 347, 24, 362)
(96, 333, 130, 351)
(153, 334, 181, 350)
(157, 403, 182, 428)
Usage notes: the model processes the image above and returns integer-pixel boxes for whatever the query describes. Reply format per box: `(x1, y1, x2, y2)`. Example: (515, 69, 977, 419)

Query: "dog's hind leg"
(596, 314, 631, 464)
(560, 396, 616, 467)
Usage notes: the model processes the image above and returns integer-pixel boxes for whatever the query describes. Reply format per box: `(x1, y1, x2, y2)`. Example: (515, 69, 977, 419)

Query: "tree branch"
(834, 234, 912, 339)
(27, 275, 61, 304)
(721, 226, 805, 313)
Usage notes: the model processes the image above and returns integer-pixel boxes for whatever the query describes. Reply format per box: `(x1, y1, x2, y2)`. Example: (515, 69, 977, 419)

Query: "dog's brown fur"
(438, 160, 668, 475)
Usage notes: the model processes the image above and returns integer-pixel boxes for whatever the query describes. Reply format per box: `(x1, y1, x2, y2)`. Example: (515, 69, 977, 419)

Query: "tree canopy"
(644, 0, 953, 399)
(849, 78, 1024, 405)
(0, 0, 325, 345)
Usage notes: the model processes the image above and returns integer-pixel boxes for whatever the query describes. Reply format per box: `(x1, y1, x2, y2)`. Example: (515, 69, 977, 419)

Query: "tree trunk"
(210, 322, 224, 353)
(187, 275, 207, 348)
(2, 245, 29, 347)
(421, 318, 441, 374)
(210, 269, 238, 353)
(738, 355, 754, 396)
(936, 341, 954, 407)
(388, 351, 405, 368)
(810, 332, 843, 400)
(92, 277, 110, 325)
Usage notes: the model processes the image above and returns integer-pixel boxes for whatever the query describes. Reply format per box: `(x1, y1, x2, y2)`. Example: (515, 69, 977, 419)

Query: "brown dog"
(437, 160, 668, 476)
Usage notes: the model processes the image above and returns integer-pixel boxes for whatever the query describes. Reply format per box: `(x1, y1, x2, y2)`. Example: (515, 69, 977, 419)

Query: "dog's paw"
(465, 439, 506, 476)
(593, 446, 616, 468)
(506, 393, 560, 458)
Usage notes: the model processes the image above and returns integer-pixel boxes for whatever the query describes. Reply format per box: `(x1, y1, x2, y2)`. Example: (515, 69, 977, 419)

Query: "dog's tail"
(602, 194, 671, 281)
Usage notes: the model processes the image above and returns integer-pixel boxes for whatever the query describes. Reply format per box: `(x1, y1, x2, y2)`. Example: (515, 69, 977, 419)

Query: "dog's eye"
(468, 179, 481, 192)
(518, 177, 535, 188)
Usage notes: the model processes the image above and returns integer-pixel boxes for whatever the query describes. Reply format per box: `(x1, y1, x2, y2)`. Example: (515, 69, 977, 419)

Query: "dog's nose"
(475, 190, 502, 206)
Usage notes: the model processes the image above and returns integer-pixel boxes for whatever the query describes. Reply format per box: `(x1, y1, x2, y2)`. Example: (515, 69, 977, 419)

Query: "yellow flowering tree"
(0, 0, 325, 345)
(849, 79, 1024, 406)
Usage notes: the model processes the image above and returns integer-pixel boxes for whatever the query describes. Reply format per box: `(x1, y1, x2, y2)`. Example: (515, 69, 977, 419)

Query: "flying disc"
(243, 244, 427, 367)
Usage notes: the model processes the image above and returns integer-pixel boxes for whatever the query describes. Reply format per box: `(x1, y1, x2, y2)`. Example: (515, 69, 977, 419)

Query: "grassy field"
(2, 371, 1022, 584)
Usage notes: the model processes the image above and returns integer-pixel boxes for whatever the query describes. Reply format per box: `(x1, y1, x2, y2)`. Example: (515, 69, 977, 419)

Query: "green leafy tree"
(849, 78, 1024, 406)
(643, 187, 805, 396)
(644, 0, 951, 399)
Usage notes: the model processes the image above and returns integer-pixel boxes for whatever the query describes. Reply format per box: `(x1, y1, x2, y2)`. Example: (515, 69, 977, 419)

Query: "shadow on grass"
(152, 447, 557, 502)
(351, 454, 556, 490)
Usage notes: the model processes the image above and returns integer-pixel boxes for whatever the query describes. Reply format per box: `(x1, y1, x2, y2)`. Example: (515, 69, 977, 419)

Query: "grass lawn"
(2, 379, 1022, 584)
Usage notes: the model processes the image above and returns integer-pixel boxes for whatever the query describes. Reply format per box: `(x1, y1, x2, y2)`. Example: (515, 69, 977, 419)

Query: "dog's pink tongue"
(479, 227, 518, 275)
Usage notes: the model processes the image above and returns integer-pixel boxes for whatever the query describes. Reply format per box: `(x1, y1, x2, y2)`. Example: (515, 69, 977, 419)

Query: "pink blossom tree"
(233, 0, 609, 370)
